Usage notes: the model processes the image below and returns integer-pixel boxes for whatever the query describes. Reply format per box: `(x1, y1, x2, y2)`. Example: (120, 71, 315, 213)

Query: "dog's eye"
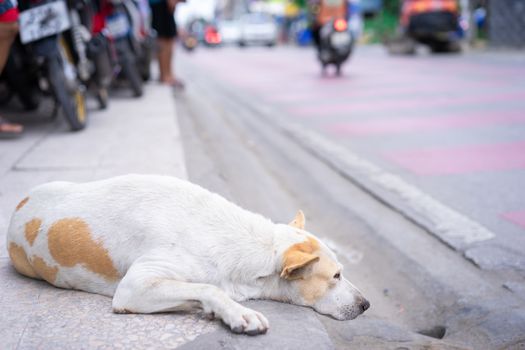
(333, 272, 341, 280)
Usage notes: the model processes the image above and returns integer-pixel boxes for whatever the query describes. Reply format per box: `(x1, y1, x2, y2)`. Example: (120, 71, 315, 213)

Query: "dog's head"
(277, 211, 369, 320)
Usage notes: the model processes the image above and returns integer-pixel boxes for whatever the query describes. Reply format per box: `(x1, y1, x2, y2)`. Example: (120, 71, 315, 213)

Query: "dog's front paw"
(222, 306, 269, 335)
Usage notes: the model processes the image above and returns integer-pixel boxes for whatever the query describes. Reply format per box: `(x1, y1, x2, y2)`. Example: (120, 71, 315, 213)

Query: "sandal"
(161, 77, 185, 90)
(0, 116, 23, 139)
(172, 79, 185, 90)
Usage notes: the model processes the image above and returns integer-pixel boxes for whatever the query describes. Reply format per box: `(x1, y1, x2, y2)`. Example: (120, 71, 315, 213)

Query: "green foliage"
(363, 0, 400, 43)
(382, 0, 401, 13)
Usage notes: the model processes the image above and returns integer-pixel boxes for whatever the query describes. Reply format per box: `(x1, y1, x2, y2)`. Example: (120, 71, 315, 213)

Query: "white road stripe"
(279, 121, 496, 248)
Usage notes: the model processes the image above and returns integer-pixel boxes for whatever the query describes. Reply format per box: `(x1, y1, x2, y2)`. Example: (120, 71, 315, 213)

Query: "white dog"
(7, 174, 369, 335)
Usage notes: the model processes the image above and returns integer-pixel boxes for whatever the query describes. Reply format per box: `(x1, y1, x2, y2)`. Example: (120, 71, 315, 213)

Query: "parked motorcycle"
(93, 0, 144, 97)
(63, 0, 114, 110)
(181, 30, 199, 52)
(388, 0, 462, 54)
(318, 18, 354, 75)
(4, 0, 88, 130)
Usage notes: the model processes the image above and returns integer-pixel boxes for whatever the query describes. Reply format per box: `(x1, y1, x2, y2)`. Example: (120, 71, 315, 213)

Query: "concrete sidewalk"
(0, 83, 338, 350)
(0, 84, 214, 349)
(0, 82, 337, 350)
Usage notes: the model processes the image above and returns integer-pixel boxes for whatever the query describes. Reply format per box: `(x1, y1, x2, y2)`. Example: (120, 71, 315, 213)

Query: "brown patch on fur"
(281, 237, 320, 279)
(48, 218, 120, 280)
(297, 257, 338, 304)
(292, 236, 319, 254)
(24, 218, 42, 246)
(32, 256, 59, 284)
(15, 197, 29, 211)
(8, 242, 39, 279)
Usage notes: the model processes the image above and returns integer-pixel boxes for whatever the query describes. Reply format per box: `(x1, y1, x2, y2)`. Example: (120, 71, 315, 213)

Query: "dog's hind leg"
(112, 258, 270, 335)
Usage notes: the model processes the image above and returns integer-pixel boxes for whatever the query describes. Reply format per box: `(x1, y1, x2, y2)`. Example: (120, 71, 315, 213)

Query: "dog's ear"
(281, 251, 319, 280)
(289, 210, 305, 230)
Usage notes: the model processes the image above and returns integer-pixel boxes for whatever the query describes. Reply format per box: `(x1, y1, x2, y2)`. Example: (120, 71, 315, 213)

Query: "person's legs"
(170, 21, 184, 88)
(0, 21, 23, 137)
(157, 37, 174, 84)
(151, 2, 172, 84)
(0, 21, 18, 72)
(151, 1, 180, 86)
(166, 37, 173, 79)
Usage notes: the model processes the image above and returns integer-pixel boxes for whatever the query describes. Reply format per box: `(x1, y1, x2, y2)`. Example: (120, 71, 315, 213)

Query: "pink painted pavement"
(502, 210, 525, 230)
(268, 79, 505, 104)
(327, 111, 525, 136)
(385, 141, 525, 175)
(289, 92, 525, 117)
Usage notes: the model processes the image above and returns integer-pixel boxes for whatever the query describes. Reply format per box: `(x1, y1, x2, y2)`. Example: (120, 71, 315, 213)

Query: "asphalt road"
(175, 45, 525, 349)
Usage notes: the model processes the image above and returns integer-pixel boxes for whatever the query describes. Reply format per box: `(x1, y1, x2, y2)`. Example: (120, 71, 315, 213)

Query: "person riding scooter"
(308, 0, 348, 50)
(308, 0, 353, 75)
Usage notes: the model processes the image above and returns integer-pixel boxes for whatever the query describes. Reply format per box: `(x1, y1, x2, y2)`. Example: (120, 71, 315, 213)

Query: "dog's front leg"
(112, 259, 269, 335)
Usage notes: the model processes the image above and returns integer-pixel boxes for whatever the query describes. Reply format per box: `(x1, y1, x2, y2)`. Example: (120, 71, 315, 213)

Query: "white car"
(238, 13, 278, 47)
(218, 20, 241, 45)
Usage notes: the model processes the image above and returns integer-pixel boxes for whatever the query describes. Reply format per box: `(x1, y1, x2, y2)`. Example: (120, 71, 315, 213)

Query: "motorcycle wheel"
(140, 60, 151, 82)
(117, 40, 143, 97)
(15, 86, 40, 111)
(140, 40, 152, 82)
(430, 41, 459, 53)
(47, 41, 87, 131)
(0, 83, 13, 106)
(123, 57, 144, 97)
(335, 64, 342, 76)
(96, 87, 109, 110)
(4, 54, 40, 110)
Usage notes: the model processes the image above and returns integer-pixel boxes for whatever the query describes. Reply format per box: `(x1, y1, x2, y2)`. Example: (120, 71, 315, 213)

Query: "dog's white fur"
(7, 174, 369, 335)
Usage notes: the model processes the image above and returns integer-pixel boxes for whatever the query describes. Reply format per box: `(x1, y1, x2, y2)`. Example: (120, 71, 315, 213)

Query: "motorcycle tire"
(96, 87, 109, 110)
(122, 57, 144, 97)
(140, 61, 151, 82)
(335, 64, 342, 76)
(430, 41, 459, 53)
(47, 56, 87, 131)
(140, 40, 153, 82)
(117, 40, 143, 97)
(6, 67, 40, 111)
(0, 83, 13, 106)
(4, 55, 40, 110)
(15, 86, 40, 111)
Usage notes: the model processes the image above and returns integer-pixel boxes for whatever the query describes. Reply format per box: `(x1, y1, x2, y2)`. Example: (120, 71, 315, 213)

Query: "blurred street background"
(1, 0, 525, 349)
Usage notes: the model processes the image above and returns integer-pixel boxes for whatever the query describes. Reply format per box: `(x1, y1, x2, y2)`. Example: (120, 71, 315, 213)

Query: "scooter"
(389, 0, 462, 54)
(181, 33, 198, 52)
(318, 18, 353, 76)
(181, 27, 199, 52)
(93, 0, 144, 97)
(4, 0, 88, 130)
(66, 0, 113, 109)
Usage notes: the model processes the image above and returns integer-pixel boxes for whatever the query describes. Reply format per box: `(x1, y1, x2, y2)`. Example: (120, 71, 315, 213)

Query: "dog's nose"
(360, 299, 370, 312)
